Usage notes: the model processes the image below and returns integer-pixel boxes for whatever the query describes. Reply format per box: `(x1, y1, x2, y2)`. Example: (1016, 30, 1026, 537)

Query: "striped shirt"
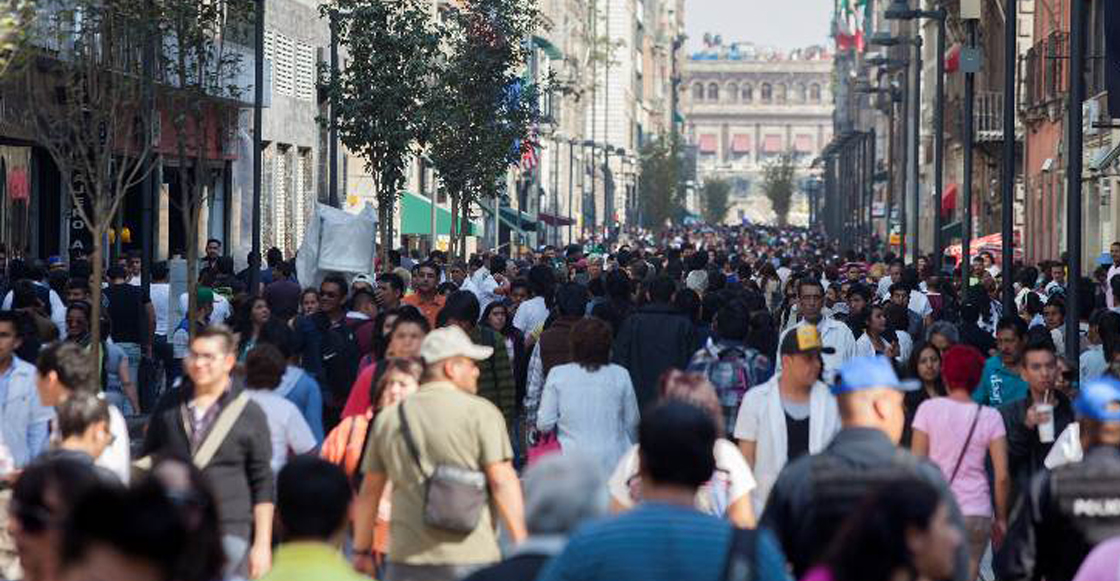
(536, 503, 791, 581)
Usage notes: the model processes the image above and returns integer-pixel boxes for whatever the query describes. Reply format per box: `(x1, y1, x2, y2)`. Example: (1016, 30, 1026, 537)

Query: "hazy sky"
(684, 0, 833, 53)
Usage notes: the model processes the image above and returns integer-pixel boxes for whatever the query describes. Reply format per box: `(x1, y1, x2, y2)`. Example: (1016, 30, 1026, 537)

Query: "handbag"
(398, 402, 488, 534)
(527, 430, 561, 465)
(948, 404, 982, 484)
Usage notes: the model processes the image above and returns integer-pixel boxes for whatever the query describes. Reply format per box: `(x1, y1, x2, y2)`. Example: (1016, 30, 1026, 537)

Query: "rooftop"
(688, 37, 832, 63)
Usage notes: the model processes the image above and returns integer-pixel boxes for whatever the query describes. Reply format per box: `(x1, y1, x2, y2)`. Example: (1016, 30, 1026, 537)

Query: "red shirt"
(342, 361, 379, 419)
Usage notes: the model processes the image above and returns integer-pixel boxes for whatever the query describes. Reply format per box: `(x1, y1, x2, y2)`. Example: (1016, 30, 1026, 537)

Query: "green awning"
(532, 35, 563, 60)
(400, 192, 478, 236)
(479, 204, 538, 231)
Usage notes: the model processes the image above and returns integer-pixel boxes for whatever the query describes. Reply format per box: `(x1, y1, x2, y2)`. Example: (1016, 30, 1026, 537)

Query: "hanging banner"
(1106, 0, 1120, 117)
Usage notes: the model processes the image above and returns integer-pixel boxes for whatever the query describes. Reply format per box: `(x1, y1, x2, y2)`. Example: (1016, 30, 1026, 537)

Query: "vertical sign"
(1106, 0, 1120, 117)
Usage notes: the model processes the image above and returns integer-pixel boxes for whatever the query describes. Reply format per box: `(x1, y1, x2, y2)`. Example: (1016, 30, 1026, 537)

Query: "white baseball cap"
(420, 326, 494, 364)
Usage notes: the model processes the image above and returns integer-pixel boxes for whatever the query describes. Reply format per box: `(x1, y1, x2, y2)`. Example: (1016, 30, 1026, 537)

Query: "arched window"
(796, 83, 807, 102)
(708, 82, 720, 101)
(776, 83, 788, 103)
(693, 83, 704, 101)
(727, 83, 739, 102)
(742, 84, 753, 103)
(760, 83, 772, 103)
(810, 83, 822, 103)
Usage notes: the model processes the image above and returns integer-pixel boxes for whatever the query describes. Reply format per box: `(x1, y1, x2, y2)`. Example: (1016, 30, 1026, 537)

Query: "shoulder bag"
(721, 526, 758, 581)
(948, 404, 982, 484)
(398, 402, 488, 534)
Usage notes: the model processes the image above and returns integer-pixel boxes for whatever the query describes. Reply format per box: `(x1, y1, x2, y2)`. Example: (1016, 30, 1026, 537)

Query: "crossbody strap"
(721, 527, 758, 581)
(192, 392, 251, 470)
(948, 404, 982, 484)
(397, 403, 429, 480)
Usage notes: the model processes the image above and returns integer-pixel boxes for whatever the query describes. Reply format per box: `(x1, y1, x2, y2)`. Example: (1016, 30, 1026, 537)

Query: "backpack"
(321, 410, 372, 487)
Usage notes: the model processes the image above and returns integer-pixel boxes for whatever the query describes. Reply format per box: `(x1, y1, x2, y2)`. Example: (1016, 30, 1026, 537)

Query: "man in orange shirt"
(403, 261, 445, 328)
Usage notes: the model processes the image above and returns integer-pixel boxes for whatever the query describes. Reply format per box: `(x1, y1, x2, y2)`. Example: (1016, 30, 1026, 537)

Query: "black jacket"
(142, 382, 273, 540)
(611, 303, 696, 410)
(761, 428, 969, 580)
(998, 391, 1074, 504)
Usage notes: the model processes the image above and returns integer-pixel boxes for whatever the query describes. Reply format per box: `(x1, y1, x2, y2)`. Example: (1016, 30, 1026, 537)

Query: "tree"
(700, 178, 731, 225)
(160, 0, 248, 331)
(637, 135, 681, 230)
(321, 0, 442, 270)
(763, 152, 797, 227)
(0, 0, 33, 79)
(427, 0, 544, 260)
(24, 0, 157, 364)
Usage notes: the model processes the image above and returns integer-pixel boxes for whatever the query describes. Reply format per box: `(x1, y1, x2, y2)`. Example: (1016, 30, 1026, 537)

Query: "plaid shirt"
(687, 339, 772, 432)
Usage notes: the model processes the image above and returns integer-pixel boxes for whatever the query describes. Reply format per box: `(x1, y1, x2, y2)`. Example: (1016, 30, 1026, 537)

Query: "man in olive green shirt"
(354, 326, 527, 581)
(263, 457, 366, 581)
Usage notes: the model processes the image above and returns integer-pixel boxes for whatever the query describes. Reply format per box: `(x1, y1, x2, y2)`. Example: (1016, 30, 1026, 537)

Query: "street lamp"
(869, 31, 923, 265)
(883, 0, 948, 272)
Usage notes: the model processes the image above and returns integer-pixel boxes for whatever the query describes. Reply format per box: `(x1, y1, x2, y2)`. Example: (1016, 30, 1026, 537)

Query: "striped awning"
(698, 134, 718, 153)
(794, 135, 814, 153)
(731, 134, 752, 153)
(763, 135, 782, 153)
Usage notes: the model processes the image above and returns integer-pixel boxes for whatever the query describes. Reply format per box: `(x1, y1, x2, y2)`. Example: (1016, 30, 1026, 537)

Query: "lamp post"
(567, 138, 575, 245)
(249, 0, 265, 294)
(870, 31, 923, 265)
(883, 0, 947, 271)
(1066, 0, 1086, 362)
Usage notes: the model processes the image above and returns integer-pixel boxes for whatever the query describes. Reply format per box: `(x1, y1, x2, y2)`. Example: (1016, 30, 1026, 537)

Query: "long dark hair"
(481, 300, 515, 338)
(907, 341, 946, 397)
(150, 457, 226, 581)
(822, 477, 944, 581)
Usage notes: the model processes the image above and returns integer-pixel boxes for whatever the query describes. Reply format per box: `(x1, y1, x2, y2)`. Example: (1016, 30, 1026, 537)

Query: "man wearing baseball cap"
(997, 377, 1120, 581)
(352, 326, 526, 580)
(761, 356, 968, 579)
(732, 325, 840, 516)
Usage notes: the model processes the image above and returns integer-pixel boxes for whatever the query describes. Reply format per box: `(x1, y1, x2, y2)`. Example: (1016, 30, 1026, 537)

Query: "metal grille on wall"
(262, 146, 275, 252)
(295, 148, 312, 249)
(275, 144, 290, 254)
(295, 42, 315, 102)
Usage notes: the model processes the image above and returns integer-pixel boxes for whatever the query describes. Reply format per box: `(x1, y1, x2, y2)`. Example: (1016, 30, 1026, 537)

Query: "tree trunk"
(449, 192, 459, 260)
(185, 174, 200, 338)
(88, 244, 103, 380)
(378, 191, 392, 273)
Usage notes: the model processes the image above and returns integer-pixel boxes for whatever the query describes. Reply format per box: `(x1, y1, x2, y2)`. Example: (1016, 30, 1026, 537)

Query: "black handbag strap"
(721, 527, 758, 581)
(398, 403, 429, 480)
(948, 404, 982, 484)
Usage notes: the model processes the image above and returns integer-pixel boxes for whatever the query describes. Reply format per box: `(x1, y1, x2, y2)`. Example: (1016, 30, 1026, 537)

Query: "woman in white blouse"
(537, 317, 640, 477)
(855, 303, 912, 364)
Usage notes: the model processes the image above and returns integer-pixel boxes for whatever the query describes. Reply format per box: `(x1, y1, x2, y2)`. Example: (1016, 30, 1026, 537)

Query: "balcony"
(974, 91, 1023, 142)
(1022, 31, 1068, 112)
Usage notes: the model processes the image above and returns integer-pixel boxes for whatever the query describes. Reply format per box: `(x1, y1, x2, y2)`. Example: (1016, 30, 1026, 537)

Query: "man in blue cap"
(760, 355, 968, 580)
(996, 376, 1120, 581)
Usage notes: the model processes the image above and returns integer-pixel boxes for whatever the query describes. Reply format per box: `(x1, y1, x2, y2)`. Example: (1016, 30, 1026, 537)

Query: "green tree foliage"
(700, 178, 731, 226)
(427, 0, 543, 259)
(637, 135, 682, 230)
(763, 152, 797, 227)
(321, 0, 442, 268)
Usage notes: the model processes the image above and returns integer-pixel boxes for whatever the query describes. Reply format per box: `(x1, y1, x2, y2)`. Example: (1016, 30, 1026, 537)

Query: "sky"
(684, 0, 834, 53)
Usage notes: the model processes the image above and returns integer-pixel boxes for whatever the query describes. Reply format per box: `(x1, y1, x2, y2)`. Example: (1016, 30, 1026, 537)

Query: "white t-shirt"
(101, 405, 131, 485)
(150, 283, 170, 336)
(247, 390, 317, 475)
(608, 439, 756, 519)
(178, 292, 231, 326)
(513, 296, 549, 339)
(908, 291, 933, 319)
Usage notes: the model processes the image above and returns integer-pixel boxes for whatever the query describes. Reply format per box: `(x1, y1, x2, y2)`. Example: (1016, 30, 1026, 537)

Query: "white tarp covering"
(296, 203, 377, 290)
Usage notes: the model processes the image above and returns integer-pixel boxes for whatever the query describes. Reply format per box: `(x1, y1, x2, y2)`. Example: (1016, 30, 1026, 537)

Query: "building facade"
(682, 42, 833, 225)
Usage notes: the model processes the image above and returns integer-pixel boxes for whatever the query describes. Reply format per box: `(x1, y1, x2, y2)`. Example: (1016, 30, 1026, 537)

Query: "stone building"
(682, 42, 833, 225)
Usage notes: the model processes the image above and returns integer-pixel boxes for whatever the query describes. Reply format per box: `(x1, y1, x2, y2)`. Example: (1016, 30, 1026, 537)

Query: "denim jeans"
(116, 342, 142, 399)
(221, 534, 249, 581)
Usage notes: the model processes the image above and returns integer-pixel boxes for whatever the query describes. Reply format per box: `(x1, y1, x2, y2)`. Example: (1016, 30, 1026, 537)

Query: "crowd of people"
(2, 226, 1120, 581)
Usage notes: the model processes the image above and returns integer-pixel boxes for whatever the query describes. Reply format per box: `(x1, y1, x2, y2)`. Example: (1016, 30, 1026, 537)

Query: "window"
(796, 83, 807, 103)
(273, 33, 295, 98)
(810, 83, 822, 103)
(761, 83, 772, 103)
(693, 83, 704, 101)
(776, 83, 787, 103)
(727, 83, 738, 102)
(742, 85, 753, 102)
(708, 82, 719, 101)
(295, 42, 315, 102)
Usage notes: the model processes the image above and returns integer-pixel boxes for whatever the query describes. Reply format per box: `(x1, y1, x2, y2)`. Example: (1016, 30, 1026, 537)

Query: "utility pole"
(1066, 0, 1085, 363)
(909, 33, 922, 265)
(1000, 0, 1018, 313)
(249, 0, 265, 294)
(329, 13, 340, 208)
(961, 18, 977, 298)
(932, 10, 946, 272)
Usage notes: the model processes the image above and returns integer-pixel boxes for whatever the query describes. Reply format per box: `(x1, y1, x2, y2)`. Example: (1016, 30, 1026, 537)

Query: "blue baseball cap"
(1074, 377, 1120, 421)
(832, 356, 921, 395)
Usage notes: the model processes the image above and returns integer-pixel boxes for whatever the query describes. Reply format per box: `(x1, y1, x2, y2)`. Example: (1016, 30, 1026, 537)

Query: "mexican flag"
(833, 0, 866, 52)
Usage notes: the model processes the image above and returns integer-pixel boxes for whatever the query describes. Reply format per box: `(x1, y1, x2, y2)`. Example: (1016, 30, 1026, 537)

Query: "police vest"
(1049, 462, 1120, 549)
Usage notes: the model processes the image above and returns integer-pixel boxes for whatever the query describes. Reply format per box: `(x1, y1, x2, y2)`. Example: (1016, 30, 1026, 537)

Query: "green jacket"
(471, 326, 518, 426)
